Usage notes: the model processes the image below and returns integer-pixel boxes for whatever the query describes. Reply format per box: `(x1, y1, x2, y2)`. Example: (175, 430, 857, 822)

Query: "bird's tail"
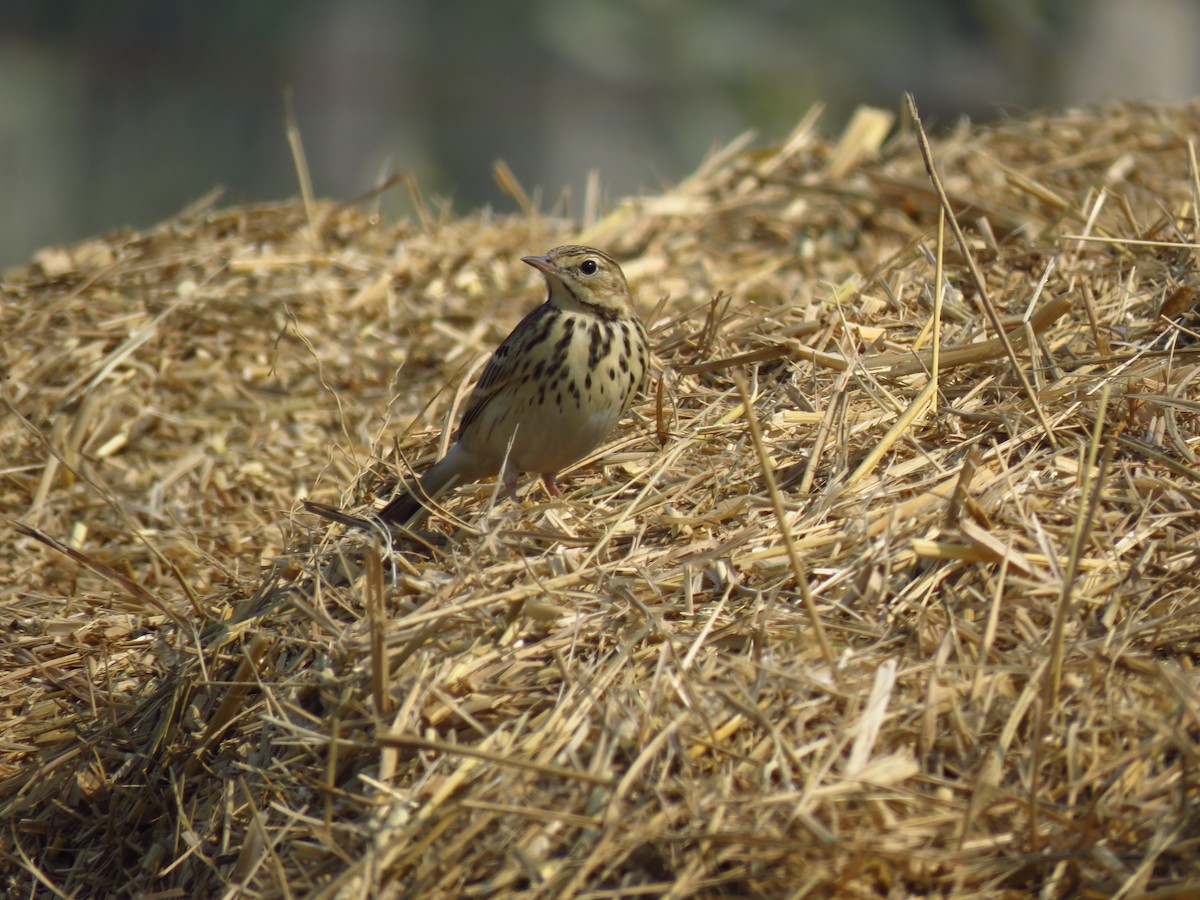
(375, 445, 477, 524)
(375, 487, 424, 524)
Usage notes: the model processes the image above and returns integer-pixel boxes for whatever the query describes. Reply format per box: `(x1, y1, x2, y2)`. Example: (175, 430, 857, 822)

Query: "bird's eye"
(579, 259, 599, 275)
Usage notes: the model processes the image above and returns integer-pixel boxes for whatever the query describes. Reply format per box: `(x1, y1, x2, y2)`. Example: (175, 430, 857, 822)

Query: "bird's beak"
(522, 255, 558, 277)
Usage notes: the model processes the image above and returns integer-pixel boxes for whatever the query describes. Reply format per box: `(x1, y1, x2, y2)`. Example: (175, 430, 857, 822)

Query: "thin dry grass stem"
(905, 92, 1057, 447)
(1062, 234, 1200, 250)
(285, 90, 319, 250)
(1047, 386, 1115, 706)
(582, 167, 602, 230)
(493, 159, 535, 218)
(365, 539, 389, 716)
(798, 368, 850, 495)
(733, 372, 838, 675)
(398, 171, 437, 232)
(932, 208, 945, 397)
(13, 521, 188, 626)
(843, 379, 938, 491)
(1081, 280, 1111, 356)
(6, 98, 1200, 896)
(378, 734, 616, 789)
(185, 634, 270, 778)
(328, 169, 411, 216)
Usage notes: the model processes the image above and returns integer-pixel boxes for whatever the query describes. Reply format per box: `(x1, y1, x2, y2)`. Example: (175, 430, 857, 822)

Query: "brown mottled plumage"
(378, 246, 649, 523)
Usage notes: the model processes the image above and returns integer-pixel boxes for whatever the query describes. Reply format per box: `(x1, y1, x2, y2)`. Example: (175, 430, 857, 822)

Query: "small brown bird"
(377, 245, 650, 523)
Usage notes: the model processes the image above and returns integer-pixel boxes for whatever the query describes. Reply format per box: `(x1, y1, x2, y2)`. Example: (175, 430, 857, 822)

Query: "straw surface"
(4, 100, 1200, 897)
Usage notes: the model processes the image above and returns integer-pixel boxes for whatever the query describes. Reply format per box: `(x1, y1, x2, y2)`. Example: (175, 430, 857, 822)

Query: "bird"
(377, 245, 650, 524)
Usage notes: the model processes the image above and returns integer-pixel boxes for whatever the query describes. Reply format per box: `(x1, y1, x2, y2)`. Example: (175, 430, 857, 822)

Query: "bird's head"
(523, 245, 632, 318)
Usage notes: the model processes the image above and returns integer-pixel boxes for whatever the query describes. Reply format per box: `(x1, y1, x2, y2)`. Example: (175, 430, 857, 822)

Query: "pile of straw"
(3, 97, 1200, 896)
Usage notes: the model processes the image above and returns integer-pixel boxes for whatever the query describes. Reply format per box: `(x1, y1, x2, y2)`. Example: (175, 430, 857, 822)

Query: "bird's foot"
(504, 473, 523, 502)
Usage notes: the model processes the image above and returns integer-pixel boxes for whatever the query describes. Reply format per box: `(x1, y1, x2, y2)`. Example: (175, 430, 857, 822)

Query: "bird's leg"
(503, 470, 523, 502)
(542, 473, 563, 497)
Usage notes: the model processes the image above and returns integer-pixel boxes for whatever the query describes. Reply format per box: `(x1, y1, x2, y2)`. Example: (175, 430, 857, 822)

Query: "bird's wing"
(455, 302, 552, 439)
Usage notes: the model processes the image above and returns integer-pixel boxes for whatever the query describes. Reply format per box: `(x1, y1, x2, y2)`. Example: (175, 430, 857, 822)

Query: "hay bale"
(3, 98, 1200, 896)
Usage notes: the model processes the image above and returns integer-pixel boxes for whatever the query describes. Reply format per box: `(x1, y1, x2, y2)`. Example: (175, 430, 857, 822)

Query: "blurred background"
(3, 0, 1199, 267)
